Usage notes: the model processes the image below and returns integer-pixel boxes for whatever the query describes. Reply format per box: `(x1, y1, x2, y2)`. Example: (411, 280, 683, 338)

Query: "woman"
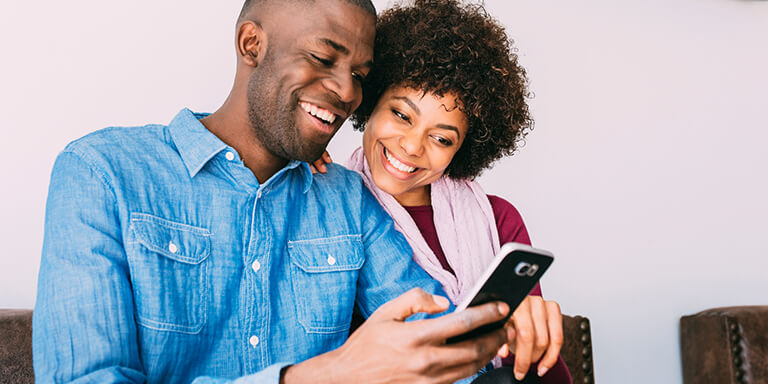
(313, 0, 571, 382)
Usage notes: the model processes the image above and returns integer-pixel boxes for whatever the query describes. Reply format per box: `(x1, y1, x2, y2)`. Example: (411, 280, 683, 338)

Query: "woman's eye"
(391, 109, 409, 122)
(434, 136, 453, 146)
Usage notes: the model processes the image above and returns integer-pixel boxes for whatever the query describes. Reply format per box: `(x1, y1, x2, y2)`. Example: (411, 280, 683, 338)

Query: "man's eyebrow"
(317, 38, 373, 68)
(392, 96, 421, 115)
(320, 38, 349, 55)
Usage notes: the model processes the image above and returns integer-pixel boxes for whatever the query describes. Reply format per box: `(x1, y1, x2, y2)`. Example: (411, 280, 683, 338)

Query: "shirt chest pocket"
(127, 213, 211, 334)
(288, 235, 364, 334)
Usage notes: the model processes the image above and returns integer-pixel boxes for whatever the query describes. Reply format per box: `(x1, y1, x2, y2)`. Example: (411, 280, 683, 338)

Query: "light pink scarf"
(347, 147, 501, 305)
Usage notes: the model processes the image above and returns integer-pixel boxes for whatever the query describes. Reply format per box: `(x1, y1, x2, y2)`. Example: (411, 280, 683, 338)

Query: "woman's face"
(362, 86, 468, 205)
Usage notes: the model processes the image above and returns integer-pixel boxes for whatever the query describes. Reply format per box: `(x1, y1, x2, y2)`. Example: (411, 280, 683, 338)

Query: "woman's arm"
(489, 195, 573, 383)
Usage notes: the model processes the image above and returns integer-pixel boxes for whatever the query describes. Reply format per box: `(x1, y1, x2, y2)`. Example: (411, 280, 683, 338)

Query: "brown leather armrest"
(680, 306, 768, 384)
(562, 314, 595, 384)
(0, 309, 34, 383)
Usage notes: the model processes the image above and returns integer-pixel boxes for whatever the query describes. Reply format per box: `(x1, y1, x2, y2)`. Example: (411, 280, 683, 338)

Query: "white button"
(168, 242, 178, 254)
(256, 190, 262, 199)
(249, 335, 260, 347)
(251, 260, 261, 273)
(327, 255, 336, 265)
(225, 152, 235, 161)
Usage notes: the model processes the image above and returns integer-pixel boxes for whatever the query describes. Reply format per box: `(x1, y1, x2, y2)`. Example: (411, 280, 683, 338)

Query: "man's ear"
(237, 21, 266, 68)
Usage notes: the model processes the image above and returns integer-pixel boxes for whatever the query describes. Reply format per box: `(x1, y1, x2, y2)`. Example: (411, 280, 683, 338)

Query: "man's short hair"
(238, 0, 376, 22)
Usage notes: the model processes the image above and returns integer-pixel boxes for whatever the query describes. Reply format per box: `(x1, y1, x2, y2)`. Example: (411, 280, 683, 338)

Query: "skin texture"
(199, 1, 522, 383)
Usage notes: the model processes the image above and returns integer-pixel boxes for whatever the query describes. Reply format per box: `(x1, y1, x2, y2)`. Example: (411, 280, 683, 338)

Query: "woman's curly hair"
(351, 0, 533, 180)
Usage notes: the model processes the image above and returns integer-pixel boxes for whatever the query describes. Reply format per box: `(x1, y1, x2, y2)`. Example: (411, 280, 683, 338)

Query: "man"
(33, 0, 514, 383)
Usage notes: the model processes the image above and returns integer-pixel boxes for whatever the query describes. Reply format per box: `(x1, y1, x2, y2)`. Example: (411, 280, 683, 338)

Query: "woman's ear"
(237, 21, 265, 68)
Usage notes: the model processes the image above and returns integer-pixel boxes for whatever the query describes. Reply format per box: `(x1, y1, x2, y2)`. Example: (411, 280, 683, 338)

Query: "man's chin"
(294, 145, 328, 163)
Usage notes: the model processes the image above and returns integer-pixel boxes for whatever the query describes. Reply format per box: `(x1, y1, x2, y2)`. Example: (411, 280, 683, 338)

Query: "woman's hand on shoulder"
(501, 295, 563, 380)
(309, 151, 333, 174)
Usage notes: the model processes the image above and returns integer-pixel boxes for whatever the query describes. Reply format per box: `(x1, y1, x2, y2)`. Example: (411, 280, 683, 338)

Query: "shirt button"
(327, 255, 336, 265)
(225, 151, 235, 161)
(249, 335, 260, 347)
(256, 190, 262, 199)
(168, 242, 178, 254)
(251, 260, 261, 273)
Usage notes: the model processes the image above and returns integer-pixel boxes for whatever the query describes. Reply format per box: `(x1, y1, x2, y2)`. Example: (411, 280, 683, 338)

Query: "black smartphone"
(446, 242, 554, 344)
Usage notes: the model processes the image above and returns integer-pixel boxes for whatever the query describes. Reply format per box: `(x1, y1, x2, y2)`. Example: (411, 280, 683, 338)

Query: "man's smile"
(299, 101, 339, 125)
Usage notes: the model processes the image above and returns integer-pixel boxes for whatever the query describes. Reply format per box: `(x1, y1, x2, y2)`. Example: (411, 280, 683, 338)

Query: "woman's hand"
(498, 295, 563, 380)
(309, 151, 333, 174)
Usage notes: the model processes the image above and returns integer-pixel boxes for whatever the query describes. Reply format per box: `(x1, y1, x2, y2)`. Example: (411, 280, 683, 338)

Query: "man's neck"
(200, 105, 288, 184)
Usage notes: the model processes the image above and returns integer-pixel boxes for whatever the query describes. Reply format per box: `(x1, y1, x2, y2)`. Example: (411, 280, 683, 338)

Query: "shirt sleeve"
(33, 149, 291, 384)
(354, 185, 452, 319)
(34, 149, 146, 382)
(488, 195, 541, 296)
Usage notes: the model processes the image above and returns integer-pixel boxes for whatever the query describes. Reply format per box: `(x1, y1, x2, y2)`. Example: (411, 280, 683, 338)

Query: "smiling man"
(33, 1, 514, 383)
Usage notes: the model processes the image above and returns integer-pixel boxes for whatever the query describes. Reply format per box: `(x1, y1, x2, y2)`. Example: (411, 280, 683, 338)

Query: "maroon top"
(404, 195, 572, 384)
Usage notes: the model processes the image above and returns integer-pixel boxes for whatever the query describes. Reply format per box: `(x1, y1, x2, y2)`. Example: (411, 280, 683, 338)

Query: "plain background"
(1, 0, 767, 382)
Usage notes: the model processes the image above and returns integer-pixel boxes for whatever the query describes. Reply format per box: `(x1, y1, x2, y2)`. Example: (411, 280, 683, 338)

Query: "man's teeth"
(299, 102, 336, 124)
(384, 148, 416, 173)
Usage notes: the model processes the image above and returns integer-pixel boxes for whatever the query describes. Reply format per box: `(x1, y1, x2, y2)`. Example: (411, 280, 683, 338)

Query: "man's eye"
(352, 72, 366, 83)
(311, 54, 333, 66)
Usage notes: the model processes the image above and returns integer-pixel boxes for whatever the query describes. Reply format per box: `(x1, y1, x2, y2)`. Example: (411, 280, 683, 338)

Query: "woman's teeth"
(299, 101, 336, 124)
(384, 148, 416, 173)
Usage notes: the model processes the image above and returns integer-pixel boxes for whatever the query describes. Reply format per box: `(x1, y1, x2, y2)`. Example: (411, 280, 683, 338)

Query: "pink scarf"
(347, 147, 501, 305)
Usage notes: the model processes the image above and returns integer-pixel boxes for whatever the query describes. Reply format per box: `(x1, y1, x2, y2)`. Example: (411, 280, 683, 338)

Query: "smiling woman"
(337, 0, 573, 382)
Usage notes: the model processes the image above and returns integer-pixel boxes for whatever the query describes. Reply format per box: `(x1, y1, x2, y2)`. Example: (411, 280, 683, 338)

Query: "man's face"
(246, 1, 375, 162)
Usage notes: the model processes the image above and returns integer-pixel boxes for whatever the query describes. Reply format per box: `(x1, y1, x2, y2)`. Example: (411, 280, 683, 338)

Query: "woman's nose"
(398, 130, 424, 157)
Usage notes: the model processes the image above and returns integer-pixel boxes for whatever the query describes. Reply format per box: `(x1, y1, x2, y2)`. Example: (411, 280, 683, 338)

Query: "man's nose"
(323, 69, 358, 106)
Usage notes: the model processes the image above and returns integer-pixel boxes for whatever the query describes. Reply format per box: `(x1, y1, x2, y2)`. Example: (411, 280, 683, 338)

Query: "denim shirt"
(33, 109, 448, 383)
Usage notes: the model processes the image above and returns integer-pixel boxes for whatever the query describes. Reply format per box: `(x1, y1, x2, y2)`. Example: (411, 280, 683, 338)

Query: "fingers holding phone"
(311, 288, 510, 384)
(506, 295, 564, 379)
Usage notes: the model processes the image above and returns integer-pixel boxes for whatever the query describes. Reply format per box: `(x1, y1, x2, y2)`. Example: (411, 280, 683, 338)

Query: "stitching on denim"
(287, 234, 362, 246)
(129, 216, 211, 264)
(61, 148, 119, 207)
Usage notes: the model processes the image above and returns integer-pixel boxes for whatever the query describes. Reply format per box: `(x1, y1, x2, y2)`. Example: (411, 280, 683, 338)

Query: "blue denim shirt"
(34, 108, 448, 383)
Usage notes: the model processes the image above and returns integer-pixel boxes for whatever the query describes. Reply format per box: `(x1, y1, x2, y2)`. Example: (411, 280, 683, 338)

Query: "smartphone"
(446, 242, 554, 344)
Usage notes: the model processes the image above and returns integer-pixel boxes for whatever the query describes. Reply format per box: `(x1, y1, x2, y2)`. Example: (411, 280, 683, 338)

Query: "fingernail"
(432, 295, 449, 308)
(497, 344, 509, 358)
(514, 371, 525, 381)
(497, 302, 509, 315)
(538, 367, 548, 377)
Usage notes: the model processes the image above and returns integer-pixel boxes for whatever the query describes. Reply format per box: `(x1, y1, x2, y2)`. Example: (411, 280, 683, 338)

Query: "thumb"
(370, 288, 450, 322)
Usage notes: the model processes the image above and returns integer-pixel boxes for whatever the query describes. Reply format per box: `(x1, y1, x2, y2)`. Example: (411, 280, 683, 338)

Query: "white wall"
(2, 0, 767, 382)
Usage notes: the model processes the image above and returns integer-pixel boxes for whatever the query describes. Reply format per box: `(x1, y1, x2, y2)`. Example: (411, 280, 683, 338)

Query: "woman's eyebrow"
(392, 96, 420, 115)
(435, 124, 460, 136)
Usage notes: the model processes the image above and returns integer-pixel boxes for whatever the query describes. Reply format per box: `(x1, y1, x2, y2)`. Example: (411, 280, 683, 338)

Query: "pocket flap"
(130, 213, 211, 264)
(288, 235, 363, 273)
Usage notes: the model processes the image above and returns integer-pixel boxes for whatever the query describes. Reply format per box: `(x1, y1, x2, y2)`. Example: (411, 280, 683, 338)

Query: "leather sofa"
(0, 309, 595, 383)
(680, 306, 768, 384)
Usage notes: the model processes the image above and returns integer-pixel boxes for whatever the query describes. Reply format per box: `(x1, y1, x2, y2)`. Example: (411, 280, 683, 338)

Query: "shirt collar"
(169, 108, 315, 193)
(284, 160, 314, 194)
(168, 108, 227, 178)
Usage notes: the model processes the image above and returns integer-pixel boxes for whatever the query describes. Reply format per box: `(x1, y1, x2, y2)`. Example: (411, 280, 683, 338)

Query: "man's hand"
(501, 295, 563, 380)
(282, 288, 510, 384)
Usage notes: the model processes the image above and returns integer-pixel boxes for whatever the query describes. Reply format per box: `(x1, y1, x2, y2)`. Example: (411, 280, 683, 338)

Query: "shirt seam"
(61, 147, 119, 204)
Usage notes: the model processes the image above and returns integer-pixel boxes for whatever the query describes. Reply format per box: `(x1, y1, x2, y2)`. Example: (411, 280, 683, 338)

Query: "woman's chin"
(371, 172, 409, 196)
